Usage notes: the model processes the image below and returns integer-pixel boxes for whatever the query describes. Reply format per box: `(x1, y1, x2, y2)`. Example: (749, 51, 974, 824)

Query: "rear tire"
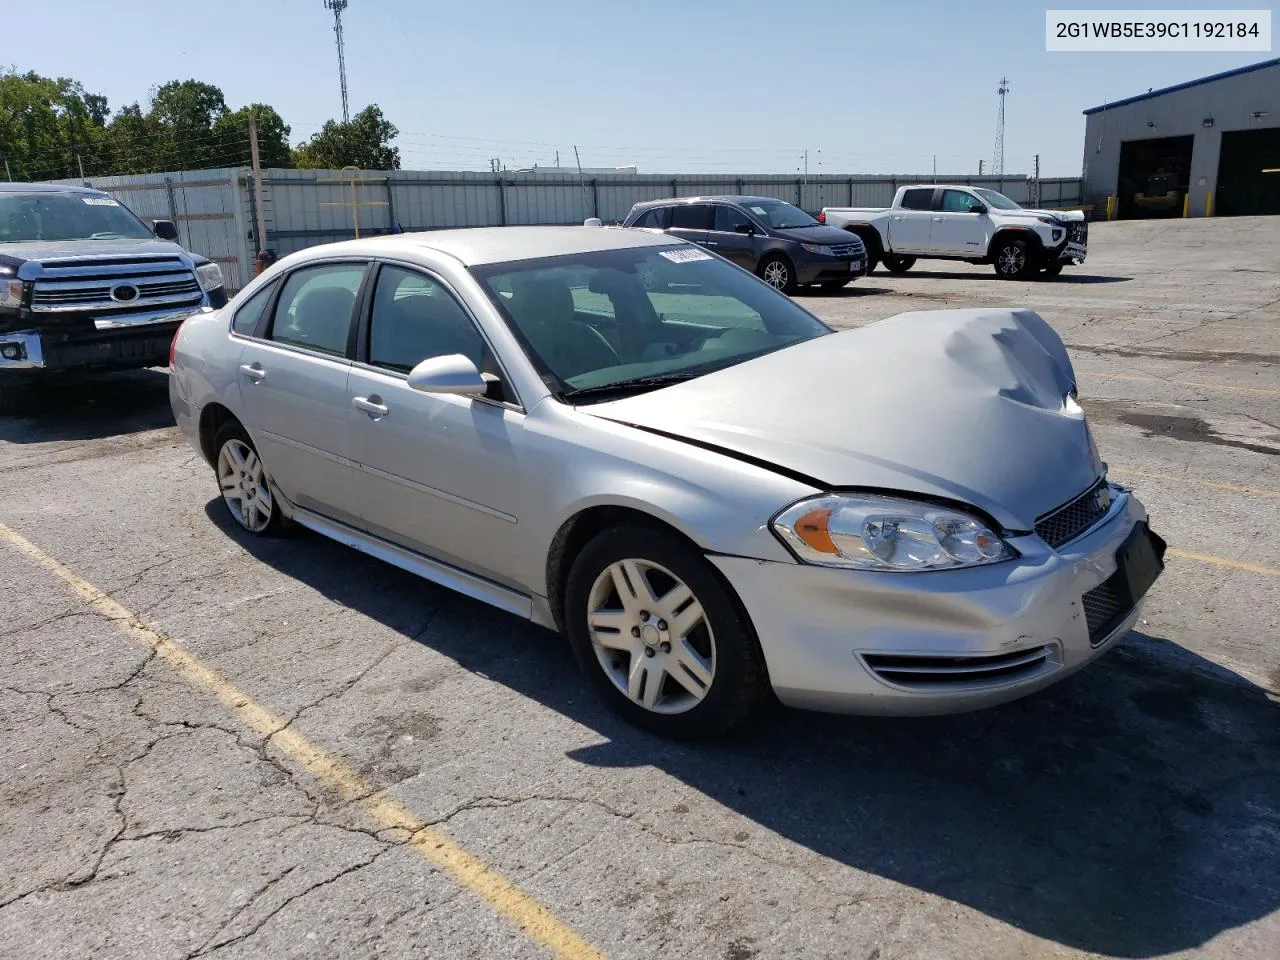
(212, 420, 291, 537)
(757, 256, 796, 294)
(564, 525, 766, 739)
(881, 254, 916, 274)
(993, 238, 1034, 280)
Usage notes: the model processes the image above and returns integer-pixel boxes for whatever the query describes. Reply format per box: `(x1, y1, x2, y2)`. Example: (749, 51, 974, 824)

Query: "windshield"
(472, 244, 832, 401)
(973, 188, 1022, 211)
(739, 199, 818, 229)
(0, 192, 154, 243)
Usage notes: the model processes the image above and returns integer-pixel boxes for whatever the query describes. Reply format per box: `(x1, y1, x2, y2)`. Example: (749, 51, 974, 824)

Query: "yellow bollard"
(1105, 195, 1115, 220)
(1182, 193, 1190, 218)
(1205, 192, 1213, 217)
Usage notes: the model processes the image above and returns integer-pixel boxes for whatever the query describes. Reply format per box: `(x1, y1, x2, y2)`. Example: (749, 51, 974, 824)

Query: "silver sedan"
(169, 225, 1166, 738)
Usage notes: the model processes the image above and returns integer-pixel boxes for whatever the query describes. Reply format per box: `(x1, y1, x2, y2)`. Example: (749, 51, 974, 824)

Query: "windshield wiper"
(560, 372, 705, 403)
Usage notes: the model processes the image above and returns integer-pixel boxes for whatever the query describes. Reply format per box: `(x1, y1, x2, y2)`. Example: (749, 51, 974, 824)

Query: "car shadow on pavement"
(0, 369, 173, 443)
(882, 271, 1133, 284)
(214, 511, 1280, 959)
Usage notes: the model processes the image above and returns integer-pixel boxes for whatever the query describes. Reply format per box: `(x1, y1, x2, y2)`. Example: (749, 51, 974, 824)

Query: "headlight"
(0, 279, 23, 310)
(772, 494, 1014, 571)
(800, 243, 835, 256)
(1034, 215, 1061, 226)
(195, 262, 224, 292)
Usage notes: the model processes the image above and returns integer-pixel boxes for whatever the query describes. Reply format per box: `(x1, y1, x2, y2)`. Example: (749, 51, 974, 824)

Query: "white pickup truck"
(818, 185, 1088, 280)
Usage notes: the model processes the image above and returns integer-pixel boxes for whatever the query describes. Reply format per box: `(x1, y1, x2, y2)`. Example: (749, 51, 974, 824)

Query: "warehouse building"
(1082, 57, 1279, 219)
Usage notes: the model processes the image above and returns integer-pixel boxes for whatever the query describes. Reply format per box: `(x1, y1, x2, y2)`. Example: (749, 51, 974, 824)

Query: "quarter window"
(368, 265, 489, 373)
(231, 279, 278, 336)
(269, 263, 365, 357)
(899, 188, 934, 210)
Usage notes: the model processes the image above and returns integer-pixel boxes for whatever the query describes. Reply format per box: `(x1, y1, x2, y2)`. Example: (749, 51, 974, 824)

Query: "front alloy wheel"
(759, 257, 793, 293)
(587, 558, 716, 714)
(994, 239, 1032, 280)
(564, 525, 766, 738)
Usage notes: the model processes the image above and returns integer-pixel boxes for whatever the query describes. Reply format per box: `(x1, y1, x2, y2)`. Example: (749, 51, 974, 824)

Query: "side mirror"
(406, 354, 488, 397)
(734, 222, 755, 235)
(153, 219, 179, 241)
(968, 204, 987, 215)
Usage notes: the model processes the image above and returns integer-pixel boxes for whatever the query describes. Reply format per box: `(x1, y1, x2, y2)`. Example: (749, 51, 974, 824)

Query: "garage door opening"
(1116, 135, 1195, 219)
(1216, 128, 1280, 217)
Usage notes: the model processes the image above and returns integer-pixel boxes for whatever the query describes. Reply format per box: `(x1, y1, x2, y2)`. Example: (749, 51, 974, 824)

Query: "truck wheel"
(758, 256, 796, 294)
(881, 254, 916, 274)
(1040, 263, 1064, 278)
(993, 238, 1033, 280)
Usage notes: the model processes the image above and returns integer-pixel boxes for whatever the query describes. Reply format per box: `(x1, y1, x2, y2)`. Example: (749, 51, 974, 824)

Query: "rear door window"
(670, 204, 712, 229)
(633, 207, 671, 229)
(899, 188, 935, 210)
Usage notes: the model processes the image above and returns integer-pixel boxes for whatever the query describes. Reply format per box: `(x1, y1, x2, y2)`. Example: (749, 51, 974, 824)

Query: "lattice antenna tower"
(324, 0, 351, 123)
(992, 77, 1010, 176)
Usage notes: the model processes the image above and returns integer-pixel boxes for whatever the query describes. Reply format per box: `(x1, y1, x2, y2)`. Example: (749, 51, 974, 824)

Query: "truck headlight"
(195, 262, 224, 292)
(772, 494, 1014, 571)
(800, 243, 835, 256)
(1, 280, 23, 310)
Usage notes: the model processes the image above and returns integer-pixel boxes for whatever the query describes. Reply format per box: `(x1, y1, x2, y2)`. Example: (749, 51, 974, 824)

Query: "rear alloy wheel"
(758, 256, 796, 294)
(993, 238, 1034, 280)
(565, 525, 765, 738)
(881, 254, 916, 274)
(213, 421, 288, 536)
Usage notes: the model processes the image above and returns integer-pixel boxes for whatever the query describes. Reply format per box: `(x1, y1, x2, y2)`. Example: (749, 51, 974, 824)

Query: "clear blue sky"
(9, 0, 1275, 177)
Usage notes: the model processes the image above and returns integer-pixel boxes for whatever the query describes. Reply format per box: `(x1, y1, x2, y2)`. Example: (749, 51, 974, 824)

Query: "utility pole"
(1032, 153, 1041, 206)
(573, 145, 591, 218)
(249, 113, 268, 255)
(993, 77, 1010, 176)
(324, 0, 351, 123)
(978, 159, 985, 176)
(555, 149, 560, 168)
(3, 160, 10, 181)
(932, 155, 937, 182)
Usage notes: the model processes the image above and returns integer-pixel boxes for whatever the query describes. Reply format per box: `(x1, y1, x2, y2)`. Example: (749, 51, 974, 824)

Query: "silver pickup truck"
(0, 182, 228, 413)
(819, 184, 1088, 280)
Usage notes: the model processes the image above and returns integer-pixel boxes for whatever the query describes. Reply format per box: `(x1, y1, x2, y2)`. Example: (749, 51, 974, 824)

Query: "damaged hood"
(585, 309, 1104, 531)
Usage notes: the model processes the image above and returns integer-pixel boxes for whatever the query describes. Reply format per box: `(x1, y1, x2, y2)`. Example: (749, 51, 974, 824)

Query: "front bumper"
(795, 251, 868, 285)
(1055, 240, 1087, 265)
(711, 487, 1155, 716)
(0, 305, 212, 374)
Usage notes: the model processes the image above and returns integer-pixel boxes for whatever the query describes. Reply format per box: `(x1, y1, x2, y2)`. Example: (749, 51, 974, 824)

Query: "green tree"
(292, 105, 399, 170)
(0, 70, 109, 180)
(213, 104, 292, 169)
(146, 79, 231, 170)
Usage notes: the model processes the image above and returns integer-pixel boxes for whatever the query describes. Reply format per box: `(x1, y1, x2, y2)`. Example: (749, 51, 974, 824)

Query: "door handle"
(352, 395, 389, 418)
(703, 241, 719, 246)
(933, 217, 946, 222)
(239, 363, 265, 382)
(892, 216, 906, 222)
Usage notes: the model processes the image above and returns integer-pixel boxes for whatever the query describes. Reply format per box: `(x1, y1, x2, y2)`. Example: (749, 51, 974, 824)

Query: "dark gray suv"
(622, 195, 867, 294)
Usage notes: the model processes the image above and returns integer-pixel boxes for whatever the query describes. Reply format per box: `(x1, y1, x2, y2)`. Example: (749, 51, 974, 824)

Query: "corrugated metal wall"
(261, 170, 1083, 256)
(51, 167, 1083, 284)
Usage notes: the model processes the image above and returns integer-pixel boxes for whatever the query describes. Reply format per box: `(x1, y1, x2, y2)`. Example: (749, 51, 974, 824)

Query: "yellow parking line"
(1111, 468, 1280, 499)
(0, 521, 606, 960)
(1167, 548, 1280, 577)
(1087, 372, 1280, 397)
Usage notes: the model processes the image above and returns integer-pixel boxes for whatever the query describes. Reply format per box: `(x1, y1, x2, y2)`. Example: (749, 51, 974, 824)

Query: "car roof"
(0, 182, 108, 196)
(632, 195, 788, 208)
(289, 225, 683, 267)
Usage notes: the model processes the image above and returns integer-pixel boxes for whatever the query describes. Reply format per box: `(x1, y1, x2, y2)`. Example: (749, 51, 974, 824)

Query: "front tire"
(213, 420, 289, 536)
(881, 254, 916, 274)
(564, 525, 766, 739)
(757, 256, 796, 294)
(993, 238, 1034, 280)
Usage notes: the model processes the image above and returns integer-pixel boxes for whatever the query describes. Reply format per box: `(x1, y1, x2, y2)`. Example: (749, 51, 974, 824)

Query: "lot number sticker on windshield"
(659, 248, 712, 263)
(82, 197, 120, 206)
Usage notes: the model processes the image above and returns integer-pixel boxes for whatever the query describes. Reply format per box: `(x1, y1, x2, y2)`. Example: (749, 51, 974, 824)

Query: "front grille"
(1069, 221, 1087, 244)
(828, 241, 864, 257)
(1035, 478, 1110, 549)
(862, 645, 1060, 691)
(32, 269, 201, 313)
(1081, 577, 1130, 646)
